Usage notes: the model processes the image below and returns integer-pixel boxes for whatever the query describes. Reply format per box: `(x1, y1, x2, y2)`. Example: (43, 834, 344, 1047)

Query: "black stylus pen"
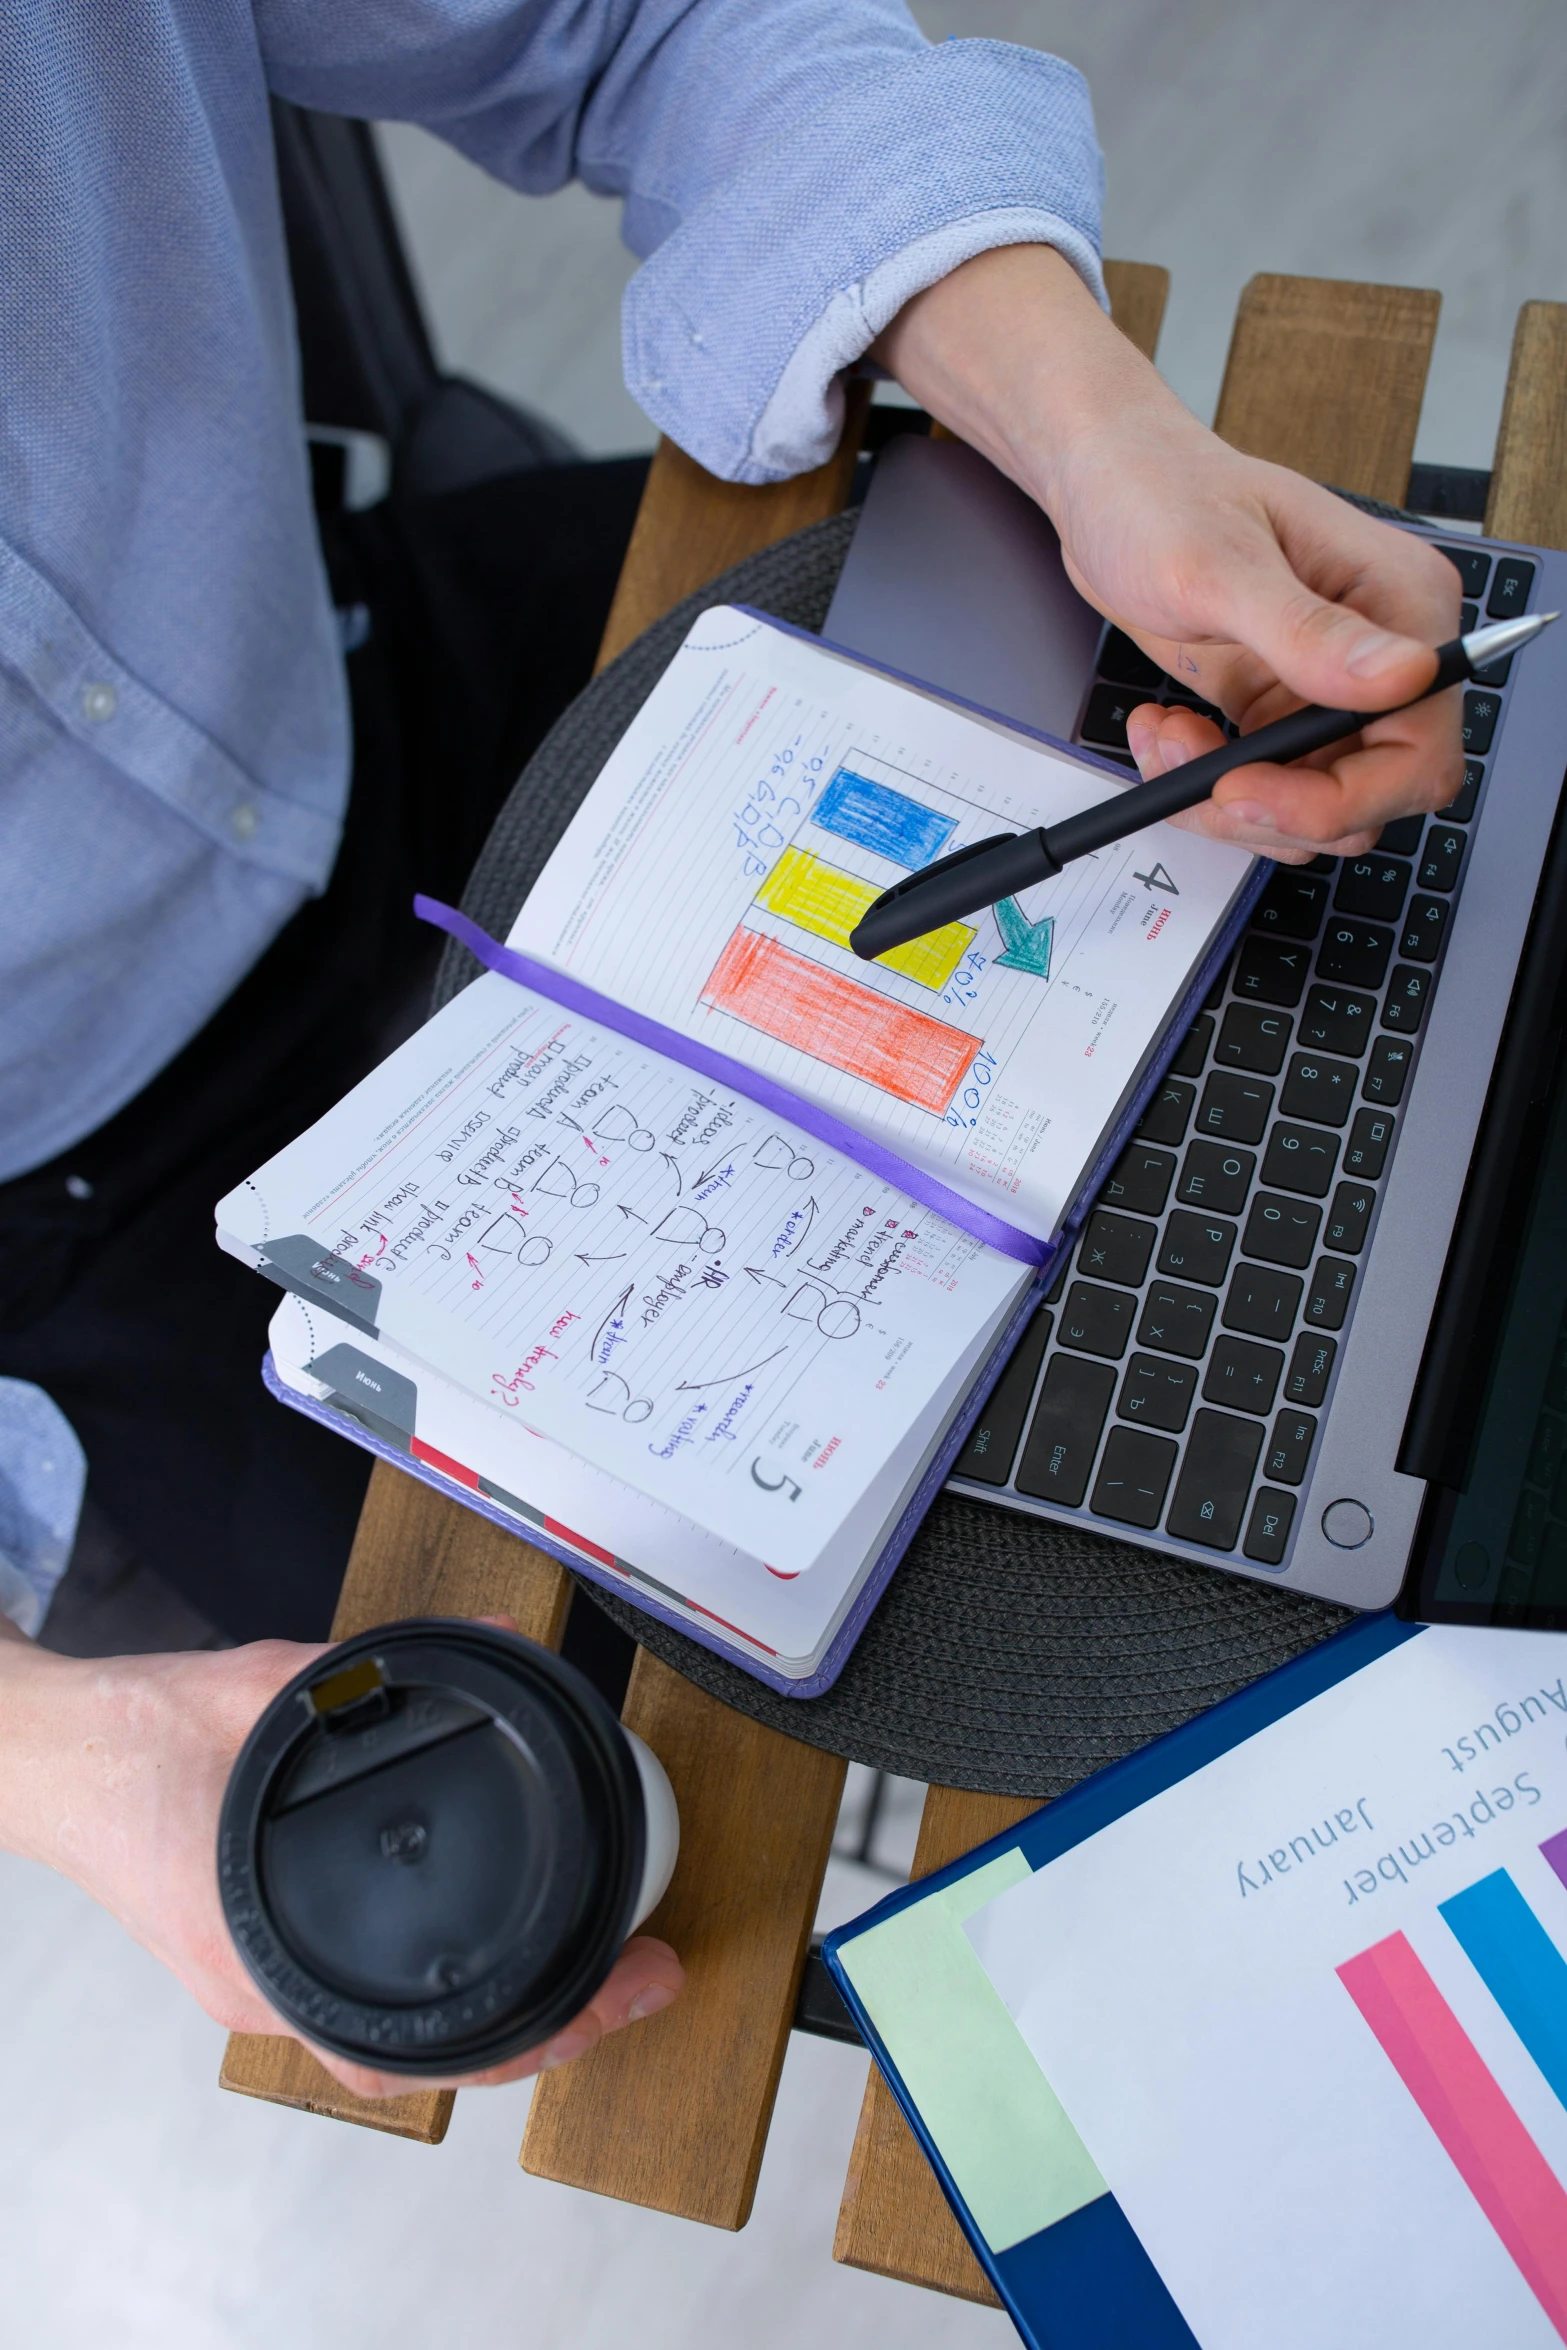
(848, 610, 1559, 961)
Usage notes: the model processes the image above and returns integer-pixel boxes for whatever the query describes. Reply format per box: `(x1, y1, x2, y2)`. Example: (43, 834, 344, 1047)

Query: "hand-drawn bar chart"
(1338, 1844, 1567, 2341)
(702, 928, 982, 1113)
(755, 845, 975, 989)
(812, 768, 957, 867)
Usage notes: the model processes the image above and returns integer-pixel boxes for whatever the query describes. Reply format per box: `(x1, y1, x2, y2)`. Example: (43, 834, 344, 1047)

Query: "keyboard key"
(1176, 1140, 1256, 1215)
(1297, 985, 1374, 1057)
(1265, 1409, 1317, 1485)
(1280, 1052, 1358, 1127)
(1438, 544, 1491, 598)
(1168, 1013, 1214, 1078)
(1078, 1210, 1157, 1288)
(1117, 1352, 1198, 1433)
(1285, 1332, 1338, 1407)
(1224, 1262, 1303, 1342)
(1204, 1336, 1285, 1414)
(1377, 815, 1424, 856)
(1216, 1003, 1292, 1074)
(1202, 954, 1233, 1013)
(1324, 1181, 1375, 1254)
(1440, 763, 1482, 823)
(1197, 1070, 1275, 1144)
(1305, 1256, 1356, 1329)
(1508, 1487, 1548, 1568)
(1472, 648, 1514, 688)
(1487, 555, 1535, 619)
(1417, 826, 1465, 893)
(954, 1309, 1055, 1484)
(1399, 895, 1450, 964)
(1158, 1210, 1237, 1285)
(1103, 1143, 1176, 1217)
(1059, 1280, 1138, 1360)
(1343, 1106, 1394, 1180)
(1317, 919, 1395, 989)
(1081, 681, 1143, 752)
(1097, 627, 1165, 690)
(1527, 1412, 1567, 1489)
(1334, 854, 1411, 922)
(1137, 1281, 1218, 1359)
(1381, 965, 1431, 1031)
(1462, 689, 1501, 756)
(1252, 868, 1330, 941)
(1244, 1487, 1297, 1567)
(1166, 1410, 1264, 1548)
(1090, 1426, 1179, 1528)
(1235, 935, 1310, 1006)
(1261, 1121, 1340, 1198)
(1242, 1191, 1322, 1269)
(1015, 1354, 1116, 1506)
(1136, 1076, 1196, 1146)
(1363, 1035, 1413, 1106)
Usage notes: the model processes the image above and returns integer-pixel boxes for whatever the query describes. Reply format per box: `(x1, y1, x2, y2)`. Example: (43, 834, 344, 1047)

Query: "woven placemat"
(432, 512, 1350, 1796)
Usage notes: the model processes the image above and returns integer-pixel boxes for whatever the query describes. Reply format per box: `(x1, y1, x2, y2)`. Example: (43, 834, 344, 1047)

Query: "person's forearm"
(872, 242, 1153, 519)
(0, 1625, 89, 1872)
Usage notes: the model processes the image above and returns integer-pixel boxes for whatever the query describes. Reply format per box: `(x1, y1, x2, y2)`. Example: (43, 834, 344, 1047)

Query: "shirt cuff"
(621, 39, 1104, 484)
(0, 1380, 86, 1636)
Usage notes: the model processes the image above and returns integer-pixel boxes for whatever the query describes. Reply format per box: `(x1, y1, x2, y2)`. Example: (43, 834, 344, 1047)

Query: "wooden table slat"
(1102, 257, 1171, 363)
(1213, 272, 1439, 503)
(1486, 301, 1567, 551)
(522, 1655, 846, 2226)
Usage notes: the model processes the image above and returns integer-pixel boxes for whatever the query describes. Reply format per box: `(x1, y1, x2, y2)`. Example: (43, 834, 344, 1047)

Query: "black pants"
(0, 458, 647, 1643)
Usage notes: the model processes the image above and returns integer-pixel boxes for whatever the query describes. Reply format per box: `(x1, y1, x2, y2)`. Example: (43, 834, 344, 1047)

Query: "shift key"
(1016, 1353, 1116, 1508)
(954, 1309, 1054, 1486)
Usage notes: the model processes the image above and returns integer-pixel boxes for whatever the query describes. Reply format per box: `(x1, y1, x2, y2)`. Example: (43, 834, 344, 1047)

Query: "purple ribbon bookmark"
(415, 895, 1050, 1266)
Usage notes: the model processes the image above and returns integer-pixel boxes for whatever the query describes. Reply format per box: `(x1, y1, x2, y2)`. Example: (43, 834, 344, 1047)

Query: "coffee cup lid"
(219, 1621, 646, 2075)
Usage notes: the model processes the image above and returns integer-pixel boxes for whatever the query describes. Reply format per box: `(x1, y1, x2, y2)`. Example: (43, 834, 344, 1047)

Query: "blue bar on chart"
(1440, 1867, 1567, 2109)
(812, 769, 956, 869)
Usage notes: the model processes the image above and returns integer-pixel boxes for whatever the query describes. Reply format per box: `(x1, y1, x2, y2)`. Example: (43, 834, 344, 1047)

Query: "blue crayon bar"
(812, 769, 956, 869)
(1440, 1867, 1567, 2110)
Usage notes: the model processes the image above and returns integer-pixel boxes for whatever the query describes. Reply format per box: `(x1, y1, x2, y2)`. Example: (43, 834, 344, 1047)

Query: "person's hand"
(873, 244, 1465, 864)
(0, 1618, 682, 2098)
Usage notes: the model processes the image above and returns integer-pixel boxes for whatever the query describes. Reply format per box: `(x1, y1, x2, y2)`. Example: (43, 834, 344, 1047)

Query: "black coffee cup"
(217, 1619, 679, 2076)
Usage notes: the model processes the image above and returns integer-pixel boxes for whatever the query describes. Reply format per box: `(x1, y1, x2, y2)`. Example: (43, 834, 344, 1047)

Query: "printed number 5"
(751, 1460, 802, 1502)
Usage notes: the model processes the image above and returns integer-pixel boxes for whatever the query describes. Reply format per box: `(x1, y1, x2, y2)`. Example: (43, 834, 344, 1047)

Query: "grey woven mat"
(432, 513, 1350, 1797)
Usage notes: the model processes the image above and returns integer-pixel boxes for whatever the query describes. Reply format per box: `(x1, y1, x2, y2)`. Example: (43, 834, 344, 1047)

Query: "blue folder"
(822, 1610, 1425, 2348)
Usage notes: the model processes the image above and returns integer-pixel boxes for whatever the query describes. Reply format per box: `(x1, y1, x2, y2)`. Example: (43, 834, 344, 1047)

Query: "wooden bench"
(221, 267, 1567, 2285)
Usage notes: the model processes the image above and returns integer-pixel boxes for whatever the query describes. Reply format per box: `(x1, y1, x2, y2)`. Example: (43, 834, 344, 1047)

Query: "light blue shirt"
(0, 0, 1103, 1615)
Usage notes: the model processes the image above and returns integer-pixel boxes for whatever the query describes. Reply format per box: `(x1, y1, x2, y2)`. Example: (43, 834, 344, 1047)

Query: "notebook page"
(515, 608, 1255, 1241)
(218, 968, 1023, 1574)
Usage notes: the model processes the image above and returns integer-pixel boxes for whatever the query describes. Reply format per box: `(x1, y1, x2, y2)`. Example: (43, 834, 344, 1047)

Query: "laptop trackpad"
(822, 433, 1105, 741)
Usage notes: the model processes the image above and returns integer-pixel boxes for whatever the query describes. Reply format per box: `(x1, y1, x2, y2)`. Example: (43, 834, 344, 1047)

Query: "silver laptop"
(825, 432, 1567, 1622)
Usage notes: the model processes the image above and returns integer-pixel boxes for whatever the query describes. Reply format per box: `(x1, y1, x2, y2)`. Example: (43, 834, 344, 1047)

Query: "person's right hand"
(0, 1623, 683, 2097)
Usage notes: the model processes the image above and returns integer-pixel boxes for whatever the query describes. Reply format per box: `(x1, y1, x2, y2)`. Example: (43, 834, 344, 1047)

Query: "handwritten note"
(219, 970, 1023, 1572)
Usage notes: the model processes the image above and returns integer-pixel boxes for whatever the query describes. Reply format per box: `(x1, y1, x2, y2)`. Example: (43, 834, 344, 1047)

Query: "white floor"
(3, 1775, 1009, 2350)
(380, 0, 1567, 474)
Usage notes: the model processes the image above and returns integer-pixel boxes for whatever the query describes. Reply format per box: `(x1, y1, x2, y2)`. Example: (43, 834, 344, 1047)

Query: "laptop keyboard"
(950, 539, 1533, 1576)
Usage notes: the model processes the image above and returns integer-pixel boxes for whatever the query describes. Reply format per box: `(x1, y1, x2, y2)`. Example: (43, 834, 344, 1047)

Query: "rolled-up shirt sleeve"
(255, 0, 1104, 481)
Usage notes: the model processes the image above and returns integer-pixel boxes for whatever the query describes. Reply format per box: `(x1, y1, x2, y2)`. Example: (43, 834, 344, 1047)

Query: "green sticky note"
(838, 1850, 1105, 2253)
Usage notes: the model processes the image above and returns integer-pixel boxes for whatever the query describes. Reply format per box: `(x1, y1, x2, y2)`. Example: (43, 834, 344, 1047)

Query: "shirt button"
(231, 803, 259, 840)
(81, 681, 116, 722)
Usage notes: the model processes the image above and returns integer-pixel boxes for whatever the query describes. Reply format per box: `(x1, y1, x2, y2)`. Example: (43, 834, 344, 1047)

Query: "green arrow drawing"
(992, 896, 1055, 977)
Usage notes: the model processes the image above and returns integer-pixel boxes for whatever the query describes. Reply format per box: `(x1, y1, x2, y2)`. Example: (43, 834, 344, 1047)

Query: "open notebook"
(218, 607, 1260, 1691)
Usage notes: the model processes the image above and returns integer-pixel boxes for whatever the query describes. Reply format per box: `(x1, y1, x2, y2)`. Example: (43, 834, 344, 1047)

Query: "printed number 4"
(751, 1460, 802, 1502)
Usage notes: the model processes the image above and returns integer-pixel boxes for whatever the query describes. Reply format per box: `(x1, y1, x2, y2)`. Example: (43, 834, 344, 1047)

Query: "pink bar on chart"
(702, 928, 982, 1114)
(1540, 1825, 1567, 1894)
(1338, 1931, 1567, 2342)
